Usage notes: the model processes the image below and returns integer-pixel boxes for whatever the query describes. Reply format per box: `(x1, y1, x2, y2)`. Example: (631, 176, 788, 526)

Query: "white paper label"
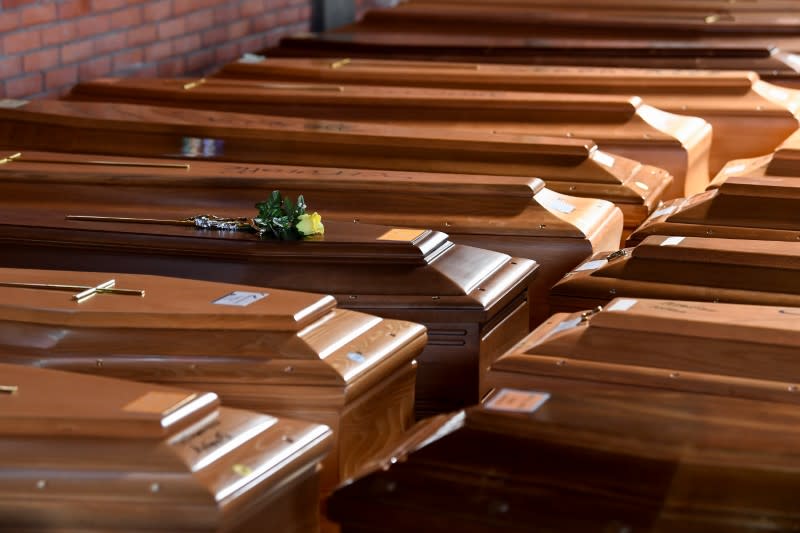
(484, 388, 550, 413)
(212, 291, 268, 307)
(347, 351, 366, 363)
(549, 197, 576, 214)
(592, 151, 616, 168)
(0, 99, 28, 108)
(660, 236, 685, 246)
(607, 298, 638, 312)
(238, 53, 266, 64)
(574, 259, 607, 272)
(651, 205, 676, 219)
(722, 163, 747, 176)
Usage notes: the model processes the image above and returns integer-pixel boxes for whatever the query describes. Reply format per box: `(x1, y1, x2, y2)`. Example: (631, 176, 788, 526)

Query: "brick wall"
(0, 0, 313, 99)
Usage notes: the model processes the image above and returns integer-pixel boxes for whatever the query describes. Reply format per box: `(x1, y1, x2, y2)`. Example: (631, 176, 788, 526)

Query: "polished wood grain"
(0, 149, 620, 327)
(0, 363, 332, 532)
(627, 175, 800, 245)
(550, 235, 800, 313)
(712, 129, 800, 185)
(68, 77, 700, 197)
(488, 297, 800, 403)
(217, 57, 800, 176)
(271, 33, 800, 87)
(0, 206, 535, 416)
(327, 387, 800, 532)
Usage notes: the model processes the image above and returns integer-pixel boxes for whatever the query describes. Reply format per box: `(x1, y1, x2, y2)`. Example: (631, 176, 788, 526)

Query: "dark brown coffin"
(0, 206, 536, 417)
(269, 33, 800, 87)
(487, 297, 800, 403)
(0, 99, 673, 199)
(326, 387, 800, 532)
(217, 57, 800, 176)
(0, 363, 332, 533)
(404, 0, 800, 12)
(627, 174, 800, 246)
(0, 149, 620, 327)
(0, 267, 425, 497)
(67, 78, 699, 197)
(550, 235, 800, 313)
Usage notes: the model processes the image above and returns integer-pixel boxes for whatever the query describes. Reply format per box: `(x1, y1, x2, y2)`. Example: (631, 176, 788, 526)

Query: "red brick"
(58, 0, 91, 19)
(91, 0, 127, 12)
(240, 0, 268, 17)
(77, 14, 112, 38)
(112, 47, 144, 72)
(4, 0, 35, 9)
(171, 33, 201, 55)
(22, 48, 59, 72)
(185, 49, 214, 73)
(276, 7, 301, 25)
(172, 0, 196, 15)
(156, 56, 185, 77)
(20, 3, 57, 26)
(214, 42, 240, 64)
(110, 5, 143, 30)
(157, 18, 184, 39)
(143, 0, 172, 22)
(45, 64, 79, 90)
(200, 26, 226, 47)
(228, 20, 250, 40)
(185, 9, 214, 32)
(0, 11, 20, 33)
(41, 22, 78, 46)
(5, 73, 42, 99)
(144, 39, 172, 62)
(126, 24, 157, 46)
(213, 3, 239, 23)
(78, 55, 112, 79)
(132, 64, 159, 78)
(252, 12, 277, 32)
(0, 56, 22, 79)
(61, 39, 95, 63)
(94, 31, 126, 54)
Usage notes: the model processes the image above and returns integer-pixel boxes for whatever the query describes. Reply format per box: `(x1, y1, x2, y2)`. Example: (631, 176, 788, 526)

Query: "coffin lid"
(71, 77, 642, 122)
(0, 363, 219, 438)
(0, 267, 336, 331)
(0, 100, 598, 161)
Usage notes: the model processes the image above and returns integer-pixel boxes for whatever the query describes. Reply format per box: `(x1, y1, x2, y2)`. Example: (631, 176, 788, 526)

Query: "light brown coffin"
(549, 235, 800, 313)
(327, 387, 800, 532)
(487, 297, 800, 403)
(0, 99, 673, 199)
(711, 129, 800, 185)
(67, 78, 699, 197)
(270, 34, 800, 87)
(0, 206, 535, 417)
(627, 175, 800, 246)
(218, 57, 800, 176)
(407, 0, 800, 11)
(0, 363, 332, 533)
(0, 267, 425, 497)
(0, 149, 620, 327)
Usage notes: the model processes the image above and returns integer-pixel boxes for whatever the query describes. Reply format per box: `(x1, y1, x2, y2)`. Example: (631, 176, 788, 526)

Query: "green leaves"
(252, 190, 309, 240)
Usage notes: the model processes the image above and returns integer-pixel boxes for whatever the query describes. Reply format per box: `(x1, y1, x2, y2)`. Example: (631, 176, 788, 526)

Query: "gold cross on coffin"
(0, 279, 145, 303)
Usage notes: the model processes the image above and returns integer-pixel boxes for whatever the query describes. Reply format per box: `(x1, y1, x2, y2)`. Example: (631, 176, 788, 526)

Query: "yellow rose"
(296, 212, 324, 236)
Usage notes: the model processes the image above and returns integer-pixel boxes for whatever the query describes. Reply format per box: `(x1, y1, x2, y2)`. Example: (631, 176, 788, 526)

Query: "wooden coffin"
(0, 267, 425, 497)
(0, 206, 536, 417)
(0, 99, 673, 194)
(326, 387, 800, 532)
(549, 235, 800, 313)
(67, 78, 703, 197)
(0, 150, 621, 326)
(712, 128, 800, 185)
(218, 57, 800, 176)
(270, 34, 800, 87)
(0, 363, 332, 533)
(407, 0, 800, 11)
(627, 174, 800, 245)
(487, 297, 800, 403)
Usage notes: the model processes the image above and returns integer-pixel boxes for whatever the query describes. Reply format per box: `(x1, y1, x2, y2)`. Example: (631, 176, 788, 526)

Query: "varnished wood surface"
(327, 387, 800, 532)
(67, 77, 703, 197)
(271, 34, 800, 87)
(627, 175, 800, 245)
(489, 297, 800, 403)
(0, 363, 332, 532)
(217, 58, 800, 176)
(550, 235, 800, 313)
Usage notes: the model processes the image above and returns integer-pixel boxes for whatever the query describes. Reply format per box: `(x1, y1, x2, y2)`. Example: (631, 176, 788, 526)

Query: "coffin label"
(651, 205, 676, 218)
(181, 137, 224, 158)
(484, 388, 549, 413)
(238, 53, 267, 64)
(377, 228, 425, 241)
(660, 236, 685, 246)
(123, 391, 196, 415)
(213, 291, 269, 306)
(607, 298, 638, 312)
(0, 99, 27, 109)
(575, 259, 607, 272)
